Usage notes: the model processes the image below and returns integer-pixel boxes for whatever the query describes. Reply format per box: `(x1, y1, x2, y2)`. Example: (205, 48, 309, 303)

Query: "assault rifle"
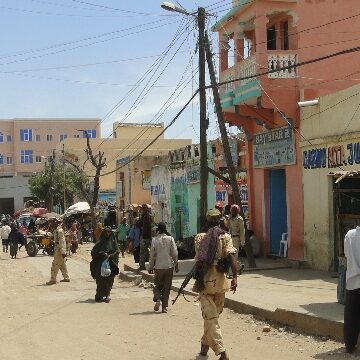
(172, 263, 197, 305)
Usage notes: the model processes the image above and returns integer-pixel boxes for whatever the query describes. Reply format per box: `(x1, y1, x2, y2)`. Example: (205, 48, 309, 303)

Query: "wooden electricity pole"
(198, 7, 208, 231)
(205, 31, 256, 268)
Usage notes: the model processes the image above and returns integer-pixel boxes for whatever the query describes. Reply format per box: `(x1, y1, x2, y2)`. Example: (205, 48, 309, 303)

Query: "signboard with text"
(253, 127, 296, 168)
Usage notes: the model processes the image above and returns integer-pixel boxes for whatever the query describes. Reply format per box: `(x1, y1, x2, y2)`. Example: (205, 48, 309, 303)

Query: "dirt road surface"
(0, 249, 356, 360)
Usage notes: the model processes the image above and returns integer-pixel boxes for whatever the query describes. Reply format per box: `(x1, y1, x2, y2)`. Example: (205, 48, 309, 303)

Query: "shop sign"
(141, 170, 151, 190)
(253, 127, 295, 168)
(216, 190, 227, 202)
(186, 165, 200, 184)
(303, 142, 360, 169)
(116, 156, 130, 165)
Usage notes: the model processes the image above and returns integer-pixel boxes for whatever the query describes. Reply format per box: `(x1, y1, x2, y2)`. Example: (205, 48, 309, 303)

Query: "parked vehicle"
(26, 233, 54, 257)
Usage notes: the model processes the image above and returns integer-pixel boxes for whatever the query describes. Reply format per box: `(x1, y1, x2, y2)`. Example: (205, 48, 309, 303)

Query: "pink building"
(213, 0, 360, 261)
(0, 118, 100, 213)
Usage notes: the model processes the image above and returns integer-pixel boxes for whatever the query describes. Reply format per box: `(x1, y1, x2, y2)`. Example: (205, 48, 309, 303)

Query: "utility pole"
(48, 149, 55, 212)
(205, 32, 256, 268)
(62, 143, 66, 212)
(198, 6, 208, 230)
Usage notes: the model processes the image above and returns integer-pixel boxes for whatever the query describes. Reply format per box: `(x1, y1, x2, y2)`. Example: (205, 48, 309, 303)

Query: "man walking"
(1, 221, 11, 253)
(194, 209, 238, 360)
(148, 222, 178, 313)
(227, 204, 245, 273)
(138, 204, 152, 270)
(344, 225, 360, 353)
(46, 219, 70, 285)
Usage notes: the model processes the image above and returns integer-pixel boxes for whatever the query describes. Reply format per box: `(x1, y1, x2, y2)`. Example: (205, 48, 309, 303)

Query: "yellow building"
(301, 84, 360, 271)
(59, 123, 191, 207)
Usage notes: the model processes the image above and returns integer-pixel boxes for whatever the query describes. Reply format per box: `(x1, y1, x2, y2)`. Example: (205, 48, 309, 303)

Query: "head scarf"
(198, 209, 225, 264)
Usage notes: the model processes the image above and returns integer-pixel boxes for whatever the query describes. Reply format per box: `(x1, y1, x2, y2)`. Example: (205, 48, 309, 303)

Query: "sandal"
(200, 343, 209, 356)
(104, 297, 111, 303)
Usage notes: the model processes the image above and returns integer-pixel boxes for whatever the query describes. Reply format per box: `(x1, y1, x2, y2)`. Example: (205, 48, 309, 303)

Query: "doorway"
(269, 169, 288, 254)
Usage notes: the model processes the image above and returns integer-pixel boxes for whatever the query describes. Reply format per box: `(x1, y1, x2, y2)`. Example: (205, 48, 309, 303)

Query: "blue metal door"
(269, 169, 287, 254)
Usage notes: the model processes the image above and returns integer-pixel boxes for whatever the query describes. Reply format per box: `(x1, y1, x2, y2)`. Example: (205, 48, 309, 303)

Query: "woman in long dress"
(90, 227, 119, 303)
(8, 224, 25, 259)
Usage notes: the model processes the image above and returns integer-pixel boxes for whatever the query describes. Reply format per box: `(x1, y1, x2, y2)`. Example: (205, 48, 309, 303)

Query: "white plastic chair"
(278, 232, 288, 257)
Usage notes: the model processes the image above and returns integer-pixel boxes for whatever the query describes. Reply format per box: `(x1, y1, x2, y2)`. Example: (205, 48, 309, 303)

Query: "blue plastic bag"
(101, 259, 111, 277)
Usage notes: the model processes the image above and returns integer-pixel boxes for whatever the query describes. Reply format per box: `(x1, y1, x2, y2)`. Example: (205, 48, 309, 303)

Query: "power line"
(212, 44, 360, 88)
(0, 17, 178, 62)
(99, 90, 199, 178)
(0, 51, 189, 72)
(88, 18, 193, 153)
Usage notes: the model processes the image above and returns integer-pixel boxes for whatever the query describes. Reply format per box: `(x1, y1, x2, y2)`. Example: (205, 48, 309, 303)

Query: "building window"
(267, 25, 276, 50)
(0, 133, 4, 143)
(6, 135, 11, 142)
(83, 129, 96, 139)
(47, 134, 52, 142)
(20, 129, 33, 142)
(35, 134, 41, 141)
(35, 155, 42, 163)
(60, 134, 67, 142)
(20, 150, 33, 164)
(0, 154, 3, 165)
(281, 21, 289, 50)
(6, 156, 12, 165)
(74, 134, 80, 138)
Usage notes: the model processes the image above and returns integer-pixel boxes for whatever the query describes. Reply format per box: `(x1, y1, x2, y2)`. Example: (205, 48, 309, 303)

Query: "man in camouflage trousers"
(194, 209, 238, 360)
(46, 219, 70, 285)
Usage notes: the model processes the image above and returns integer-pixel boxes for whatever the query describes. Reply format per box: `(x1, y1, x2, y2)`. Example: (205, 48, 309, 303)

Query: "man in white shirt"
(148, 222, 178, 313)
(344, 226, 360, 354)
(1, 221, 11, 253)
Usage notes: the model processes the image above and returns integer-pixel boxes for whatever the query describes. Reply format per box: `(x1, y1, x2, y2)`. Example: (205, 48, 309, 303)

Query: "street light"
(161, 2, 208, 229)
(160, 2, 190, 15)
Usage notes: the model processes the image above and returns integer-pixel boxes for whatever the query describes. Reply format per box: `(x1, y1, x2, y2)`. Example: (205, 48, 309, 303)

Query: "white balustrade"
(268, 53, 297, 78)
(238, 55, 257, 85)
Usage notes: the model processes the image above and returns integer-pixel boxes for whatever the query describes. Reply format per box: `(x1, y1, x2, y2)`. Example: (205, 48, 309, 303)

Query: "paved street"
(0, 248, 356, 360)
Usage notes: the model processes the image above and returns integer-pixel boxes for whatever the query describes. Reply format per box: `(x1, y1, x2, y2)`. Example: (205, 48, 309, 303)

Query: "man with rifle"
(194, 208, 237, 360)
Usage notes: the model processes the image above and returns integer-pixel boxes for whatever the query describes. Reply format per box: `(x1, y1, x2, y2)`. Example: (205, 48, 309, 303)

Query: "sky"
(0, 0, 233, 143)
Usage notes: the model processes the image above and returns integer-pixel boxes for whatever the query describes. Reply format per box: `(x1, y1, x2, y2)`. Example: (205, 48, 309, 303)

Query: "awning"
(329, 170, 360, 183)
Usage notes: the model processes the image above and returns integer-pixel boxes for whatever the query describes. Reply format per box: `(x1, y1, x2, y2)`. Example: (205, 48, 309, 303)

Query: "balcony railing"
(219, 52, 297, 101)
(220, 55, 257, 95)
(268, 52, 297, 78)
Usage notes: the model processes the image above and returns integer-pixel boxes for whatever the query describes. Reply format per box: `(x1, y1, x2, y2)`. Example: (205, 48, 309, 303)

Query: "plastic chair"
(278, 232, 288, 257)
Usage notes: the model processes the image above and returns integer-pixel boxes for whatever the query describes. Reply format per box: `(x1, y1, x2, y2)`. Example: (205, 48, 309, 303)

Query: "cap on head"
(104, 226, 112, 231)
(142, 204, 149, 209)
(206, 208, 222, 223)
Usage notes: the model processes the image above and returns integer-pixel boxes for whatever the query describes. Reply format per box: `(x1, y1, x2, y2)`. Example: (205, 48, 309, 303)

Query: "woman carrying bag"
(90, 226, 120, 303)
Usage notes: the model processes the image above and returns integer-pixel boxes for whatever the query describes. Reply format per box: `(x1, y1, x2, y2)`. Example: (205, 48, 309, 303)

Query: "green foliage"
(29, 164, 91, 211)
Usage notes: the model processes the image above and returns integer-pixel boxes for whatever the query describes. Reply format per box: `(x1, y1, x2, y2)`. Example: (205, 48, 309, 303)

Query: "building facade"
(301, 84, 360, 271)
(151, 144, 215, 241)
(213, 0, 360, 261)
(0, 118, 100, 212)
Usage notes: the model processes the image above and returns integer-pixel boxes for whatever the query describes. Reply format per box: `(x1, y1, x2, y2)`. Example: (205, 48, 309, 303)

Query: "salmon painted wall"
(297, 0, 360, 98)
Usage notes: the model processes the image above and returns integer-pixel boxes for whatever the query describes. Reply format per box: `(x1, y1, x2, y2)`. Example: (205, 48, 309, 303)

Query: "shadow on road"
(314, 346, 357, 359)
(300, 302, 344, 322)
(76, 299, 96, 304)
(129, 311, 163, 316)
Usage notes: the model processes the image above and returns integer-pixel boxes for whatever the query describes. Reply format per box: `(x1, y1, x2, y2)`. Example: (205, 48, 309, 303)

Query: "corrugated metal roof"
(329, 170, 360, 183)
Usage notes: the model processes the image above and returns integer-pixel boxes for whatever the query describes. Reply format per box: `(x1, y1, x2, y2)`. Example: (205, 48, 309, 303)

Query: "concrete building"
(151, 144, 215, 240)
(301, 84, 360, 271)
(0, 118, 100, 213)
(213, 0, 360, 262)
(60, 123, 191, 209)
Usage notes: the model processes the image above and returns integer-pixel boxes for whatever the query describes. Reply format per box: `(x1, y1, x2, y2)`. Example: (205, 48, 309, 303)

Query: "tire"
(26, 241, 39, 257)
(45, 243, 55, 256)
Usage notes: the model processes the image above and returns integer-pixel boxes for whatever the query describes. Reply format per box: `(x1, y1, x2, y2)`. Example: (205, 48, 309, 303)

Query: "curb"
(123, 263, 343, 341)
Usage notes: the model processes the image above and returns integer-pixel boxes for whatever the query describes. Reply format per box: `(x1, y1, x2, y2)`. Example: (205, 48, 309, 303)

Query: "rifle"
(172, 263, 197, 305)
